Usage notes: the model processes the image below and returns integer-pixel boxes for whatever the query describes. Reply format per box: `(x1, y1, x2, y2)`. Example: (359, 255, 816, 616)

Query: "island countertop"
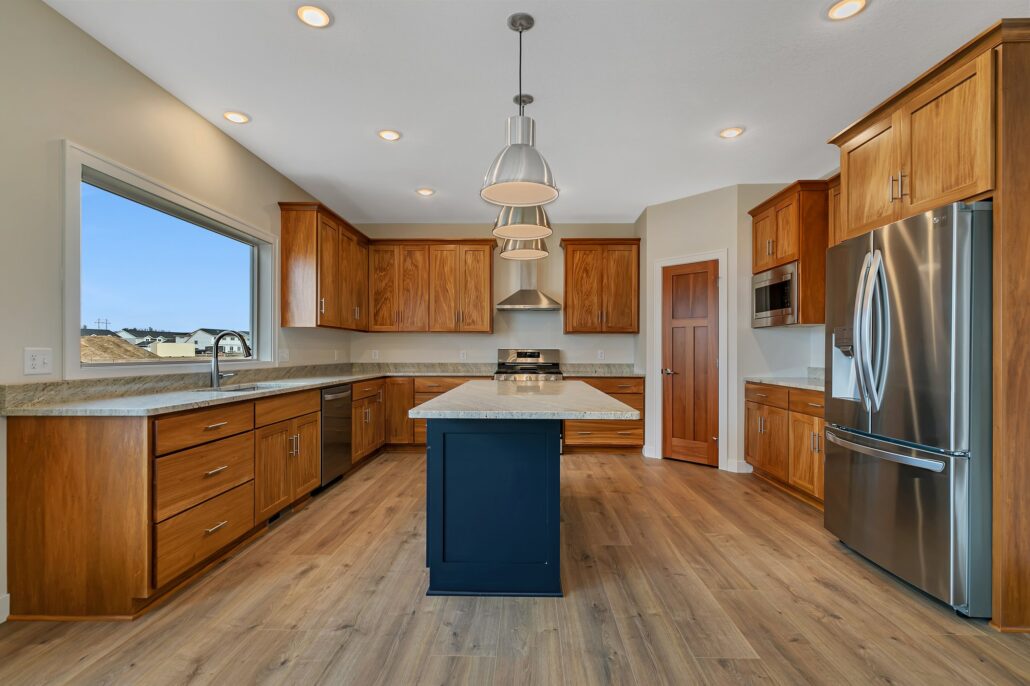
(408, 380, 640, 420)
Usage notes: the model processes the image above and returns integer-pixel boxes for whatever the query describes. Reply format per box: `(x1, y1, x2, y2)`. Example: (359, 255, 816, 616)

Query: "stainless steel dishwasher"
(321, 384, 353, 486)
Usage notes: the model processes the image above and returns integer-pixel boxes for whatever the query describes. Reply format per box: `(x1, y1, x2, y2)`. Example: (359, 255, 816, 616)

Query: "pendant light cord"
(518, 28, 524, 116)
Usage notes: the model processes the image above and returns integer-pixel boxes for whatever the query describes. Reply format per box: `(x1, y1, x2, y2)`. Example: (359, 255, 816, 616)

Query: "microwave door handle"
(853, 252, 873, 409)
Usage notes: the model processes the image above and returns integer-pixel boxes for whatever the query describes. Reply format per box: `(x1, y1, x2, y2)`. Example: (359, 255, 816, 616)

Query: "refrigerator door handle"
(853, 251, 874, 409)
(824, 430, 946, 473)
(869, 251, 891, 411)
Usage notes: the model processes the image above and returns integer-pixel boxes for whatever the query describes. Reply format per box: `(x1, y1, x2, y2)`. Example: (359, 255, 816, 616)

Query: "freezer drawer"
(823, 428, 986, 617)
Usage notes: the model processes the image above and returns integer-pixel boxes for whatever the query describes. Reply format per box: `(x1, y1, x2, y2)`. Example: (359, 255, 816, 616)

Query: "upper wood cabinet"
(827, 174, 842, 246)
(424, 241, 495, 333)
(280, 202, 369, 331)
(369, 245, 400, 332)
(747, 181, 828, 324)
(560, 238, 640, 334)
(833, 49, 994, 241)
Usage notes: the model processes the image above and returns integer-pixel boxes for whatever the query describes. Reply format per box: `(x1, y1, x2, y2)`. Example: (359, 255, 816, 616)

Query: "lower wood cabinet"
(745, 382, 825, 504)
(385, 377, 414, 443)
(254, 393, 322, 522)
(353, 379, 386, 461)
(563, 377, 644, 449)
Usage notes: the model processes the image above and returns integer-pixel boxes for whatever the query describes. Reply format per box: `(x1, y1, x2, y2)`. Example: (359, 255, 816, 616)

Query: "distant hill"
(80, 336, 161, 363)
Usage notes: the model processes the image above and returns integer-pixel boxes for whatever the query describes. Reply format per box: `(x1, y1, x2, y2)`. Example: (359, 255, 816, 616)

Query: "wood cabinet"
(254, 401, 321, 522)
(747, 181, 828, 324)
(745, 382, 825, 505)
(411, 376, 479, 443)
(560, 239, 640, 334)
(385, 377, 414, 444)
(352, 379, 385, 461)
(280, 202, 369, 331)
(827, 174, 842, 246)
(834, 50, 994, 241)
(563, 377, 644, 449)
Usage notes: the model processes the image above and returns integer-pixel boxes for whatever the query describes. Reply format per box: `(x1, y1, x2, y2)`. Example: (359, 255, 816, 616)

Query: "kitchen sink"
(192, 382, 293, 393)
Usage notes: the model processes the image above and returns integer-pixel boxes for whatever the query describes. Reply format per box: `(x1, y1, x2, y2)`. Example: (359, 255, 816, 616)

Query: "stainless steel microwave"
(752, 261, 797, 327)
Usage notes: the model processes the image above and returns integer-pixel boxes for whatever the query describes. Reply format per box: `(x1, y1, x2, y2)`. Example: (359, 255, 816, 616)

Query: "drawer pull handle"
(617, 431, 633, 435)
(204, 465, 229, 477)
(617, 384, 632, 388)
(204, 521, 228, 535)
(577, 431, 592, 435)
(807, 402, 823, 408)
(755, 393, 768, 398)
(203, 421, 229, 431)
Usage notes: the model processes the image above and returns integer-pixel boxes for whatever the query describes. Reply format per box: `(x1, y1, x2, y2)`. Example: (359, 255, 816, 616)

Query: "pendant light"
(481, 13, 558, 207)
(499, 237, 549, 260)
(493, 205, 552, 240)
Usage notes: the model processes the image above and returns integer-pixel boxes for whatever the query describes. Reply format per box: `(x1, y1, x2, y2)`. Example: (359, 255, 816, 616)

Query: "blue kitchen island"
(409, 380, 639, 597)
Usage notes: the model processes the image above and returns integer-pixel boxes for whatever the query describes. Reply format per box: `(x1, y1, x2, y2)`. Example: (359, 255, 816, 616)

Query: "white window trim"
(62, 140, 278, 379)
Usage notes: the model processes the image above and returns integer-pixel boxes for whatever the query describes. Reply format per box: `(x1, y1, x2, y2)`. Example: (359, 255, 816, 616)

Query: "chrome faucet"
(211, 330, 253, 389)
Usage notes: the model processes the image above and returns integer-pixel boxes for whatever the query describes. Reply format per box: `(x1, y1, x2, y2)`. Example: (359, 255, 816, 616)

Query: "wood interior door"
(384, 378, 413, 443)
(752, 208, 776, 273)
(661, 259, 719, 465)
(773, 195, 800, 265)
(564, 244, 603, 332)
(788, 412, 822, 498)
(369, 245, 400, 331)
(399, 245, 429, 331)
(254, 420, 292, 521)
(898, 50, 994, 215)
(458, 245, 492, 332)
(317, 216, 341, 327)
(602, 244, 639, 332)
(291, 412, 321, 498)
(429, 245, 459, 332)
(840, 114, 900, 240)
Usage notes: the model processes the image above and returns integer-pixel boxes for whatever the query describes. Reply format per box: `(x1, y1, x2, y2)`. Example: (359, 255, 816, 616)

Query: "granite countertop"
(744, 376, 824, 392)
(408, 380, 641, 420)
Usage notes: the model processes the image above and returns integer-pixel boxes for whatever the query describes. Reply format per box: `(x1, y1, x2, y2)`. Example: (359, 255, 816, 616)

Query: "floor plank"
(0, 451, 1027, 685)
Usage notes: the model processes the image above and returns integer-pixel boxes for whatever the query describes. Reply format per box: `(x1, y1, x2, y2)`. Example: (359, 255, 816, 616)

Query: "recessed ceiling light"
(719, 127, 744, 139)
(297, 5, 331, 28)
(223, 111, 250, 124)
(416, 188, 435, 197)
(378, 130, 402, 142)
(828, 0, 866, 20)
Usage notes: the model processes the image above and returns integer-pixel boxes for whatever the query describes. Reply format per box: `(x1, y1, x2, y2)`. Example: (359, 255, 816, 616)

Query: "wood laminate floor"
(1, 452, 1028, 685)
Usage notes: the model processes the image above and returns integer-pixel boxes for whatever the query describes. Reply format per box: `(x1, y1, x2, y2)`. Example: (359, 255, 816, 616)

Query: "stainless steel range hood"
(496, 260, 562, 311)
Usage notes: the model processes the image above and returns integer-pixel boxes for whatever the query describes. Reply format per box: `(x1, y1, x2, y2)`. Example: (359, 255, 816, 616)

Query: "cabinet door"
(788, 412, 820, 497)
(773, 195, 800, 265)
(372, 389, 386, 450)
(459, 245, 492, 332)
(840, 114, 900, 240)
(744, 401, 762, 469)
(317, 216, 342, 327)
(752, 208, 776, 273)
(813, 417, 825, 500)
(827, 181, 842, 247)
(400, 245, 429, 331)
(352, 398, 370, 461)
(602, 244, 638, 332)
(291, 412, 321, 499)
(762, 406, 790, 483)
(369, 245, 400, 331)
(385, 378, 413, 444)
(564, 244, 603, 332)
(429, 244, 459, 332)
(898, 50, 993, 215)
(354, 242, 368, 331)
(339, 233, 357, 329)
(254, 420, 292, 520)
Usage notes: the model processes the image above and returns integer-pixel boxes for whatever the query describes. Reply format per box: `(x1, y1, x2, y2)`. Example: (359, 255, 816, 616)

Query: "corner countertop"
(744, 376, 824, 392)
(408, 380, 640, 420)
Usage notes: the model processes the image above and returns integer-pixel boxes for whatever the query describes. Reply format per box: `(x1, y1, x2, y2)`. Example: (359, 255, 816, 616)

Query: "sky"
(80, 182, 252, 334)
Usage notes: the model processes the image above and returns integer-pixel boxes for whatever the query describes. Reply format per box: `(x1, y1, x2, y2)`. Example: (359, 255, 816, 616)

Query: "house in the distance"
(115, 328, 189, 346)
(182, 328, 251, 356)
(79, 326, 116, 337)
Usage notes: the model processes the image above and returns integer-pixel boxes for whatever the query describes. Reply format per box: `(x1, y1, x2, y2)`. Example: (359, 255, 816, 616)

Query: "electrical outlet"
(597, 350, 605, 361)
(279, 348, 290, 362)
(459, 350, 467, 362)
(371, 350, 380, 361)
(24, 347, 53, 375)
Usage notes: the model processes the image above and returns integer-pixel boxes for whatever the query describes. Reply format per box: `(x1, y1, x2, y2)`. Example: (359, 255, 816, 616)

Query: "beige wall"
(352, 223, 639, 365)
(0, 0, 346, 620)
(637, 184, 823, 469)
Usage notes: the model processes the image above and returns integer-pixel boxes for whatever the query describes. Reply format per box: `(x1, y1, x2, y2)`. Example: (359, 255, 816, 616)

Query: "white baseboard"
(642, 443, 661, 459)
(0, 593, 9, 623)
(724, 459, 753, 474)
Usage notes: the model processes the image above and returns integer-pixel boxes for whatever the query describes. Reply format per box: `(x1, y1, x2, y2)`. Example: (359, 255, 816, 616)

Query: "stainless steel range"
(493, 348, 562, 381)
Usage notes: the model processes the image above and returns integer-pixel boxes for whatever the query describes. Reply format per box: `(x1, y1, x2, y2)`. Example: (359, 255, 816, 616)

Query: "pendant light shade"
(499, 237, 549, 260)
(481, 116, 558, 207)
(492, 204, 552, 240)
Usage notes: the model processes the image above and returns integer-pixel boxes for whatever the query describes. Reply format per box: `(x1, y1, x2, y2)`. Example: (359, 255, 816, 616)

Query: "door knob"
(661, 368, 676, 376)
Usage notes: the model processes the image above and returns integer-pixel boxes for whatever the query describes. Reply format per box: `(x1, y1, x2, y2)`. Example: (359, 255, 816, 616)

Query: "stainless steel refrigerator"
(823, 201, 992, 618)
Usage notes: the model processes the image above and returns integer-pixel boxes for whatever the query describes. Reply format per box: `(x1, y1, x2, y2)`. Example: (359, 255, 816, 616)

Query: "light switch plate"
(596, 350, 605, 361)
(371, 350, 380, 361)
(24, 347, 53, 375)
(459, 350, 467, 362)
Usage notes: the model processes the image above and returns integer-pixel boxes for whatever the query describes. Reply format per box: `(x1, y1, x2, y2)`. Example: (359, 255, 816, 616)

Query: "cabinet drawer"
(413, 377, 476, 393)
(788, 388, 825, 418)
(353, 378, 384, 401)
(154, 481, 254, 588)
(154, 402, 254, 456)
(744, 383, 789, 409)
(154, 432, 254, 522)
(610, 393, 645, 414)
(564, 420, 643, 446)
(569, 377, 644, 394)
(413, 419, 427, 444)
(255, 390, 321, 427)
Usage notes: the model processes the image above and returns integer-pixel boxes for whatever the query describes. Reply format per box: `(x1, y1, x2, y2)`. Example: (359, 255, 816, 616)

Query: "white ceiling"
(45, 0, 1029, 224)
